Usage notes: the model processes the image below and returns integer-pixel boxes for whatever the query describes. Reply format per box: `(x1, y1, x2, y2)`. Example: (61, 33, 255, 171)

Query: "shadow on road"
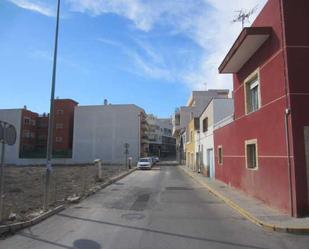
(55, 213, 269, 249)
(19, 233, 101, 249)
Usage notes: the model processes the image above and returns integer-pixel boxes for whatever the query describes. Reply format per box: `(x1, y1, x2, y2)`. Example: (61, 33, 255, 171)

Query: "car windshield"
(139, 159, 149, 162)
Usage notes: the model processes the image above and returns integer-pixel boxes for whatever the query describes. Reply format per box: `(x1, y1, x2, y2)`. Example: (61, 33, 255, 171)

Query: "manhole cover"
(121, 213, 145, 220)
(114, 182, 125, 186)
(166, 187, 194, 191)
(110, 188, 120, 191)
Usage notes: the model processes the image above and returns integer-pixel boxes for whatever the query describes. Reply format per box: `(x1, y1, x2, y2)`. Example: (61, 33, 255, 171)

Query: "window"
(246, 140, 258, 170)
(24, 118, 30, 125)
(218, 146, 223, 165)
(56, 123, 63, 129)
(245, 70, 260, 114)
(23, 130, 30, 138)
(190, 131, 193, 142)
(203, 117, 208, 132)
(55, 137, 63, 142)
(38, 134, 47, 140)
(57, 109, 64, 115)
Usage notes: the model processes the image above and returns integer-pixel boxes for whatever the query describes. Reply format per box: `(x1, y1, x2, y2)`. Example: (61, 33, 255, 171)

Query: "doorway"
(207, 149, 214, 179)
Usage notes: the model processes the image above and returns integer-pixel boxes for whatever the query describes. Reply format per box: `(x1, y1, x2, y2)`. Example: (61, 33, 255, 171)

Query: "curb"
(0, 168, 137, 237)
(0, 205, 65, 236)
(179, 166, 309, 234)
(78, 168, 137, 199)
(97, 168, 137, 190)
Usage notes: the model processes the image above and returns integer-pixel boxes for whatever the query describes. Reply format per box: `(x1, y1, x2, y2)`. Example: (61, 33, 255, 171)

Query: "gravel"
(1, 164, 128, 224)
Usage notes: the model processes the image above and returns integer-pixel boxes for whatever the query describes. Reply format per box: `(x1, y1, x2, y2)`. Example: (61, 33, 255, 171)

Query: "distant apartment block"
(0, 99, 78, 164)
(146, 115, 176, 158)
(172, 90, 230, 163)
(53, 99, 78, 154)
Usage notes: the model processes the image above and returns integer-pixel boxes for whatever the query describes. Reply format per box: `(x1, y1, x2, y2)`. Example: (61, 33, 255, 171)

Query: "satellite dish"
(0, 123, 3, 141)
(4, 124, 17, 146)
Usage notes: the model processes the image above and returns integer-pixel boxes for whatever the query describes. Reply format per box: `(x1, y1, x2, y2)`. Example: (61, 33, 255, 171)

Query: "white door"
(207, 149, 214, 179)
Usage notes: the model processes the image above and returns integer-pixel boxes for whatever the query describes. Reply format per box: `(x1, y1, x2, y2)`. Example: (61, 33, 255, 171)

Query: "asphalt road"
(1, 165, 309, 249)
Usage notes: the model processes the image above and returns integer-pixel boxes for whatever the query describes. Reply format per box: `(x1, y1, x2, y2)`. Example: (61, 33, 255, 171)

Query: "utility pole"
(0, 141, 5, 221)
(124, 143, 129, 169)
(138, 113, 141, 159)
(44, 0, 61, 211)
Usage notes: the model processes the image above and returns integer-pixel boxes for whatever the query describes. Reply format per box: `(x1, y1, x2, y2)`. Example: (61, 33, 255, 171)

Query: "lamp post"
(43, 0, 61, 211)
(138, 113, 141, 159)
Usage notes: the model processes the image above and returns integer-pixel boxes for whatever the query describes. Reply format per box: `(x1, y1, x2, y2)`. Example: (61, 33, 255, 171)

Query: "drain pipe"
(284, 108, 294, 216)
(280, 0, 294, 216)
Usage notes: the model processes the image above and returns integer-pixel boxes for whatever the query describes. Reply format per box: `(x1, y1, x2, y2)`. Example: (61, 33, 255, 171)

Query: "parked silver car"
(137, 158, 153, 169)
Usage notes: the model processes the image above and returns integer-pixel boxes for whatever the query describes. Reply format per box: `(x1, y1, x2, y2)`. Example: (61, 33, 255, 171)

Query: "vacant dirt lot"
(1, 164, 128, 224)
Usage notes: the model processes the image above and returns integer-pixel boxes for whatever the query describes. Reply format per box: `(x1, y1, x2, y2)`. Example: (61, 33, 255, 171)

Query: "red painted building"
(20, 108, 38, 154)
(215, 0, 309, 217)
(36, 114, 49, 150)
(19, 99, 78, 157)
(53, 99, 78, 153)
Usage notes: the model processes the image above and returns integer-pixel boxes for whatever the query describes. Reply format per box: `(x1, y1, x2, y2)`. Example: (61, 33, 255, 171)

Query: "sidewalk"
(179, 165, 309, 234)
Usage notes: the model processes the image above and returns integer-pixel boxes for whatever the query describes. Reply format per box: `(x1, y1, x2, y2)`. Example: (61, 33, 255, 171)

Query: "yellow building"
(185, 118, 199, 171)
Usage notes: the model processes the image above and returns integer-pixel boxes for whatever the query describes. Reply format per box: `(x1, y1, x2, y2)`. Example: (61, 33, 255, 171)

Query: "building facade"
(215, 0, 309, 216)
(72, 104, 147, 164)
(147, 115, 176, 158)
(159, 118, 176, 158)
(197, 98, 234, 178)
(173, 90, 229, 163)
(0, 99, 77, 164)
(185, 117, 199, 171)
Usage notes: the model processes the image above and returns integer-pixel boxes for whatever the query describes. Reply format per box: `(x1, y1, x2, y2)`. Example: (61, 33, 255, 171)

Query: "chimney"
(104, 99, 108, 105)
(23, 105, 27, 110)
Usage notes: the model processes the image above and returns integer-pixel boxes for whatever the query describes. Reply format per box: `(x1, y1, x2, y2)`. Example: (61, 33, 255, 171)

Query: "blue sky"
(0, 0, 266, 117)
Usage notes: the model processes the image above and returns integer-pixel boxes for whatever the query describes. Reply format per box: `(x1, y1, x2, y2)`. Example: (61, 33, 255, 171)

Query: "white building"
(172, 90, 230, 163)
(197, 98, 234, 178)
(72, 104, 146, 164)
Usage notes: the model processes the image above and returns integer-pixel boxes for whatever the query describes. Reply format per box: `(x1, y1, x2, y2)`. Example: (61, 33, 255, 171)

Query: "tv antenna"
(232, 6, 257, 29)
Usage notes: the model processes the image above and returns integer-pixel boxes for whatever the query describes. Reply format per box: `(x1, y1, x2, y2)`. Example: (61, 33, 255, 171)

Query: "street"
(1, 165, 309, 249)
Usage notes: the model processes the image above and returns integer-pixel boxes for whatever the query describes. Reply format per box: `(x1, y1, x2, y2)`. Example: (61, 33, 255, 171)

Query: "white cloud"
(9, 0, 268, 90)
(181, 0, 268, 90)
(67, 0, 267, 90)
(97, 37, 173, 81)
(8, 0, 54, 17)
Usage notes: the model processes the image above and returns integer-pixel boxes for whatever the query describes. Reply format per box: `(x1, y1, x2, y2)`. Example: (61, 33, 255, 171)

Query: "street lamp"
(44, 0, 61, 211)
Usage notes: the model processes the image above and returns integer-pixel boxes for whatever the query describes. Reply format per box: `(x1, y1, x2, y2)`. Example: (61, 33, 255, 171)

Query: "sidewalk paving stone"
(179, 165, 309, 233)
